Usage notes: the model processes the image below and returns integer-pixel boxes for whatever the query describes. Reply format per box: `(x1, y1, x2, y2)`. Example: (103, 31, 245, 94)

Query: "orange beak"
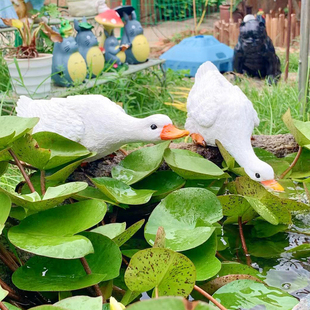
(160, 124, 190, 140)
(261, 179, 285, 192)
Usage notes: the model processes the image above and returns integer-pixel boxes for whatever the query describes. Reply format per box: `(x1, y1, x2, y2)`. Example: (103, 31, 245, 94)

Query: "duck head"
(244, 160, 284, 191)
(134, 114, 189, 142)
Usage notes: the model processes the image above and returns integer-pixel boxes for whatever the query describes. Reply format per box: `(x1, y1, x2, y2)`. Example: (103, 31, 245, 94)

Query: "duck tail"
(16, 95, 33, 118)
(195, 61, 219, 81)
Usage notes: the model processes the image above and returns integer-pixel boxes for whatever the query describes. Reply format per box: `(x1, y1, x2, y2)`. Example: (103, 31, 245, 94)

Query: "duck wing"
(16, 96, 85, 142)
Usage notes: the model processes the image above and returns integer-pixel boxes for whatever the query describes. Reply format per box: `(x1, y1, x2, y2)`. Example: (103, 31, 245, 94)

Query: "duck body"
(16, 95, 189, 161)
(185, 61, 279, 185)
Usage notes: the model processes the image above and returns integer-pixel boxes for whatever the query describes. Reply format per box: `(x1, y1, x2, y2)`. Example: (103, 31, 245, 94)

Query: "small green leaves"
(145, 188, 222, 251)
(0, 193, 11, 234)
(212, 280, 298, 309)
(125, 248, 196, 297)
(112, 141, 170, 185)
(164, 149, 228, 179)
(8, 199, 107, 258)
(90, 177, 155, 205)
(54, 296, 102, 310)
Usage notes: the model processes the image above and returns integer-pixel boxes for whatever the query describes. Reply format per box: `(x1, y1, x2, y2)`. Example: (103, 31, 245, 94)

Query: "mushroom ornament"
(16, 94, 189, 161)
(185, 61, 284, 191)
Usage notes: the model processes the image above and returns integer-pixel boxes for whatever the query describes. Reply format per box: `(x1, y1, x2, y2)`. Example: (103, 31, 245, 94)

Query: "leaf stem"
(303, 182, 310, 202)
(0, 245, 19, 272)
(155, 287, 159, 298)
(0, 302, 9, 310)
(40, 170, 46, 196)
(279, 146, 302, 179)
(8, 148, 35, 193)
(79, 257, 106, 303)
(0, 278, 22, 302)
(194, 285, 228, 310)
(238, 217, 252, 267)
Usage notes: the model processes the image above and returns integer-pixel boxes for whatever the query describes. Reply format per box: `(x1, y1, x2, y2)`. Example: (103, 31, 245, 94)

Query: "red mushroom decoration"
(95, 9, 124, 35)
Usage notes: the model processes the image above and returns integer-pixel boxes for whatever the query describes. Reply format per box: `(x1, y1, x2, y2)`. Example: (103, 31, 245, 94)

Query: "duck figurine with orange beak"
(185, 61, 284, 191)
(16, 95, 189, 161)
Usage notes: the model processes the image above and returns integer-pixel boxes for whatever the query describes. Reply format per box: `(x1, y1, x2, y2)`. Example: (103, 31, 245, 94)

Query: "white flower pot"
(5, 53, 53, 98)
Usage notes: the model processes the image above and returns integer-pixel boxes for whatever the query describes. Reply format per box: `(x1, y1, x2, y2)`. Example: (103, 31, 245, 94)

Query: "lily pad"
(212, 279, 298, 309)
(252, 220, 288, 238)
(182, 233, 221, 281)
(29, 307, 66, 310)
(285, 244, 310, 259)
(73, 186, 118, 205)
(125, 248, 196, 297)
(90, 177, 155, 205)
(54, 296, 102, 310)
(8, 199, 107, 259)
(91, 222, 126, 239)
(144, 188, 223, 251)
(0, 182, 88, 212)
(112, 141, 170, 185)
(0, 193, 11, 234)
(127, 297, 216, 310)
(0, 116, 39, 152)
(164, 149, 228, 179)
(133, 171, 185, 199)
(0, 162, 8, 176)
(12, 233, 121, 291)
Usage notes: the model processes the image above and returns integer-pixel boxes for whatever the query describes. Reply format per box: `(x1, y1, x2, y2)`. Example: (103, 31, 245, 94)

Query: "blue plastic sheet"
(0, 0, 19, 27)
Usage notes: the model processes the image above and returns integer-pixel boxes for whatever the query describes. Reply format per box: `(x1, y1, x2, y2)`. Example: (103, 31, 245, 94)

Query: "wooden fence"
(213, 11, 300, 48)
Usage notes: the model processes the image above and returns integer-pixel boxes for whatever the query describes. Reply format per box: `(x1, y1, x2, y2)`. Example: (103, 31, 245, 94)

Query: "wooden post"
(193, 0, 197, 35)
(278, 14, 285, 47)
(271, 17, 278, 45)
(299, 0, 310, 117)
(266, 13, 271, 36)
(285, 0, 292, 81)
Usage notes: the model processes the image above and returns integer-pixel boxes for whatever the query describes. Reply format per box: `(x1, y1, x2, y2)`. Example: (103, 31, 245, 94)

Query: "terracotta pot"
(220, 4, 231, 23)
(5, 53, 53, 98)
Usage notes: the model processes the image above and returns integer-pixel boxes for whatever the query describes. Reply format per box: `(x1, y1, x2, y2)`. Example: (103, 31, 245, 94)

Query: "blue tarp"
(0, 0, 19, 27)
(25, 0, 45, 11)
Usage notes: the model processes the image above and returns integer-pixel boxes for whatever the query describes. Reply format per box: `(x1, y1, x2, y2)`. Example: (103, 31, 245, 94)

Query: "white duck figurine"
(185, 61, 283, 191)
(16, 95, 189, 161)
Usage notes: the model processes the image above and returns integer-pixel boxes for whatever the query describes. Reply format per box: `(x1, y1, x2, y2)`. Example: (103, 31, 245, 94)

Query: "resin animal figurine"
(16, 95, 189, 161)
(104, 30, 127, 66)
(233, 15, 281, 84)
(185, 61, 283, 191)
(74, 18, 104, 77)
(52, 28, 87, 87)
(121, 11, 150, 64)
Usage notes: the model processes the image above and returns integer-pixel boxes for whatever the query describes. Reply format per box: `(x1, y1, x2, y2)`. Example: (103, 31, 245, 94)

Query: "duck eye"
(150, 124, 157, 130)
(255, 173, 260, 178)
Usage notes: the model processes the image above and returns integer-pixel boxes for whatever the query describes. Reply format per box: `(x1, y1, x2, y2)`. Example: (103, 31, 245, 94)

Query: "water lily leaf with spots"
(91, 177, 155, 205)
(12, 233, 121, 291)
(182, 233, 221, 281)
(125, 248, 196, 297)
(145, 188, 222, 251)
(127, 297, 217, 310)
(0, 182, 88, 212)
(212, 279, 298, 309)
(112, 141, 170, 185)
(8, 199, 107, 259)
(54, 295, 102, 310)
(0, 193, 11, 235)
(164, 149, 229, 179)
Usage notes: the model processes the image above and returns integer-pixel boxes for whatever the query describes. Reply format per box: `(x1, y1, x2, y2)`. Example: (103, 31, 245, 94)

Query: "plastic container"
(160, 35, 234, 77)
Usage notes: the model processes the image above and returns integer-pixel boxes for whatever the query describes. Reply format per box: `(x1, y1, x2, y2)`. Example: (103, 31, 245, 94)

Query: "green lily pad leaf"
(185, 179, 225, 195)
(218, 262, 262, 278)
(112, 141, 170, 185)
(29, 307, 66, 310)
(0, 182, 88, 212)
(286, 148, 310, 178)
(145, 188, 222, 251)
(285, 244, 310, 259)
(12, 132, 91, 170)
(12, 233, 121, 291)
(121, 238, 150, 258)
(125, 248, 196, 297)
(252, 220, 288, 238)
(0, 116, 39, 151)
(0, 162, 8, 176)
(54, 295, 102, 310)
(133, 171, 185, 199)
(127, 297, 217, 310)
(0, 285, 8, 301)
(182, 233, 221, 281)
(8, 199, 107, 258)
(0, 193, 11, 234)
(2, 303, 20, 310)
(90, 177, 155, 205)
(235, 176, 268, 199)
(91, 222, 126, 239)
(212, 279, 298, 309)
(218, 195, 258, 224)
(113, 219, 145, 247)
(164, 149, 228, 179)
(73, 186, 118, 205)
(282, 109, 310, 147)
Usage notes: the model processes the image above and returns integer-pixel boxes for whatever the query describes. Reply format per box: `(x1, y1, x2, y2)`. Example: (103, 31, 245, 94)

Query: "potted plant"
(219, 0, 245, 23)
(1, 15, 62, 98)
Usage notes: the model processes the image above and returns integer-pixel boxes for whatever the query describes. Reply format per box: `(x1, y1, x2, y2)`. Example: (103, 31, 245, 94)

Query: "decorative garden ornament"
(74, 17, 105, 77)
(185, 61, 284, 191)
(16, 94, 189, 161)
